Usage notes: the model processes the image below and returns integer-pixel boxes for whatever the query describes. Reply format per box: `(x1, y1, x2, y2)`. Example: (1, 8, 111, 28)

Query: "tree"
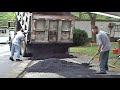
(87, 12, 97, 42)
(71, 12, 120, 21)
(71, 12, 120, 42)
(0, 12, 15, 26)
(0, 12, 15, 21)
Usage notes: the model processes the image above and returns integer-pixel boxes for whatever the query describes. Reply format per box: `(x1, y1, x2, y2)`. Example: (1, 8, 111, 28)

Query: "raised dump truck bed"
(14, 12, 75, 57)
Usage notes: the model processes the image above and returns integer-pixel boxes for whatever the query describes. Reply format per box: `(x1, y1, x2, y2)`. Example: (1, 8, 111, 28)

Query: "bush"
(73, 28, 89, 46)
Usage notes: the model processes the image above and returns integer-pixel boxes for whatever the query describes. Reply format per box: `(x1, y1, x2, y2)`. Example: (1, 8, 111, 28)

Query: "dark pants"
(99, 50, 110, 73)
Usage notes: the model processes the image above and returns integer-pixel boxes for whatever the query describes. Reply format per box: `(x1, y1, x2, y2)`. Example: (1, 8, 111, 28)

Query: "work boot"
(9, 57, 14, 61)
(16, 59, 22, 61)
(106, 68, 109, 71)
(105, 65, 109, 71)
(96, 72, 107, 74)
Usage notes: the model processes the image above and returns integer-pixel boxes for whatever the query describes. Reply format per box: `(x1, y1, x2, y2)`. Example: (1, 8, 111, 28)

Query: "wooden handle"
(91, 54, 97, 60)
(88, 54, 97, 63)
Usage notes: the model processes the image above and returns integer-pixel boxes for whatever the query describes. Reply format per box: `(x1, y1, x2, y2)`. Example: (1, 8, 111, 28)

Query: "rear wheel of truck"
(20, 40, 27, 57)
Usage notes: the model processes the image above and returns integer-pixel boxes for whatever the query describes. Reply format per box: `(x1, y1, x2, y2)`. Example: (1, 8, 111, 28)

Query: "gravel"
(22, 53, 120, 78)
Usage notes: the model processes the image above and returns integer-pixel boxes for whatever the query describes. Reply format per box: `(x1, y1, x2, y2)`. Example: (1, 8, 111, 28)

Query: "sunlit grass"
(69, 42, 119, 59)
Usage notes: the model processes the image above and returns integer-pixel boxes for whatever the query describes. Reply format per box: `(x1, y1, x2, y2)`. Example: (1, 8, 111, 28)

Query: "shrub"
(73, 28, 89, 46)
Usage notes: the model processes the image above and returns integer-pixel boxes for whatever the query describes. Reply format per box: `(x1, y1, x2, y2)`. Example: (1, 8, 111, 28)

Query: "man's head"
(92, 26, 99, 34)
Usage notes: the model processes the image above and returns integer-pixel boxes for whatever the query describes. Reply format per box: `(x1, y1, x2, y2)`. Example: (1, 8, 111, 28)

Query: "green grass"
(69, 42, 120, 70)
(69, 42, 119, 59)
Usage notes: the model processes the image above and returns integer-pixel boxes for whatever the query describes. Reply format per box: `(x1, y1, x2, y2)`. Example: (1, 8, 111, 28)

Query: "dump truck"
(13, 12, 75, 57)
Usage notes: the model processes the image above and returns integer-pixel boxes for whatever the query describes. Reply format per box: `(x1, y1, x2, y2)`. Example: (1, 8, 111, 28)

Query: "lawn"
(69, 42, 120, 70)
(69, 42, 119, 59)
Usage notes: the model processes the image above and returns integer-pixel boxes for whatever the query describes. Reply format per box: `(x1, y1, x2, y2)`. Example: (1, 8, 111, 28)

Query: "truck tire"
(20, 40, 27, 57)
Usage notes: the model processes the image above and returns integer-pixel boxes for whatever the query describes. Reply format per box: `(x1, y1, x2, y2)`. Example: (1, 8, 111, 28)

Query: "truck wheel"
(20, 40, 27, 57)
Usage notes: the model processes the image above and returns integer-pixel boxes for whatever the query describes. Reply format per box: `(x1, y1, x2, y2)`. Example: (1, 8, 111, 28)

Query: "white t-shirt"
(96, 31, 111, 52)
(12, 31, 25, 45)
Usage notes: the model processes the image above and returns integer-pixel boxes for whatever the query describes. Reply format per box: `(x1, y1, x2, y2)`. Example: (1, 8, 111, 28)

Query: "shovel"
(81, 53, 98, 66)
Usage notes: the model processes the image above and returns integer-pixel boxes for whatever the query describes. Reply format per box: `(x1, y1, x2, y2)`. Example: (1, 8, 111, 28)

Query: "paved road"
(1, 44, 120, 78)
(22, 54, 120, 78)
(0, 44, 31, 78)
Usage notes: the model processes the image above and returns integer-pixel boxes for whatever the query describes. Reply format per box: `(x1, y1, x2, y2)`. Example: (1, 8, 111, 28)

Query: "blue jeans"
(99, 50, 110, 73)
(10, 43, 20, 59)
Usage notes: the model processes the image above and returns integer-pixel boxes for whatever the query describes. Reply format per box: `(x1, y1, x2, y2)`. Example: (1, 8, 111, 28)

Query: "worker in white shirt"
(92, 26, 111, 74)
(9, 28, 25, 61)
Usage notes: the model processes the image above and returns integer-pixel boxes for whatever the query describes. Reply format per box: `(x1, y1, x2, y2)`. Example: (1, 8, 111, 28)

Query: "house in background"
(0, 26, 9, 44)
(75, 20, 120, 39)
(0, 21, 15, 44)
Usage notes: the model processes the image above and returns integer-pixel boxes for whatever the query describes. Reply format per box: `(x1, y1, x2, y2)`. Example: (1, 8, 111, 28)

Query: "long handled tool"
(113, 55, 120, 65)
(81, 53, 98, 66)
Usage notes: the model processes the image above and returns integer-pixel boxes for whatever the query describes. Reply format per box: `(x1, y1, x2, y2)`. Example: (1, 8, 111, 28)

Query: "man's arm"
(96, 44, 102, 55)
(20, 34, 25, 42)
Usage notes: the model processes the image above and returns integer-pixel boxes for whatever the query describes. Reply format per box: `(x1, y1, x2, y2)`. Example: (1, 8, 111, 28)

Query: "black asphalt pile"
(24, 54, 120, 78)
(25, 58, 97, 78)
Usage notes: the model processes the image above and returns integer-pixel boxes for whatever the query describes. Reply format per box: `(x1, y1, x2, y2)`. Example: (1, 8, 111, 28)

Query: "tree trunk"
(91, 17, 96, 42)
(88, 13, 97, 43)
(79, 12, 82, 20)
